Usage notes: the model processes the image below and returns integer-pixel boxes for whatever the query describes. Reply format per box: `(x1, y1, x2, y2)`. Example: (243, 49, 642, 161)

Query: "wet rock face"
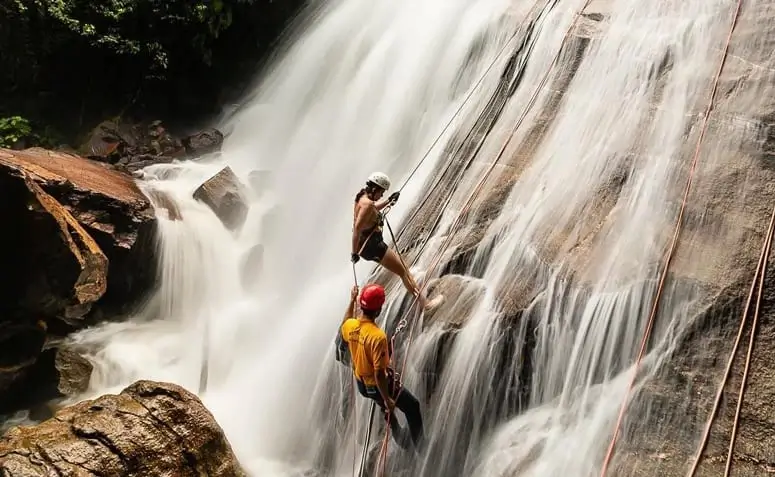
(0, 380, 247, 477)
(0, 147, 156, 412)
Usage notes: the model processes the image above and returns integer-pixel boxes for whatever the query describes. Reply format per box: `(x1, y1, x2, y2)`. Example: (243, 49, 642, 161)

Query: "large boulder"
(0, 147, 156, 412)
(0, 380, 246, 477)
(193, 166, 250, 231)
(0, 147, 156, 317)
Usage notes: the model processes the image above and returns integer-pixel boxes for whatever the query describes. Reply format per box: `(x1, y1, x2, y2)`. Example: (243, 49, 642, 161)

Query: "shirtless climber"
(351, 172, 442, 311)
(338, 284, 424, 451)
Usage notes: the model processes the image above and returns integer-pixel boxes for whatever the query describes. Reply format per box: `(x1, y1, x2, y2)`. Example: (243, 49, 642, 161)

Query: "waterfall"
(70, 0, 775, 475)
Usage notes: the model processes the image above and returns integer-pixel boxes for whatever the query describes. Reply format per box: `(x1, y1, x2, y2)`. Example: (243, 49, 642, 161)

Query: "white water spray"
(69, 0, 773, 475)
(72, 0, 523, 475)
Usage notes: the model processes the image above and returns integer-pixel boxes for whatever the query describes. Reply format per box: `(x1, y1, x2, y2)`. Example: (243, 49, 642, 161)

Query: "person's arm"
(342, 285, 358, 323)
(336, 286, 358, 365)
(352, 203, 370, 255)
(374, 198, 391, 211)
(374, 192, 399, 211)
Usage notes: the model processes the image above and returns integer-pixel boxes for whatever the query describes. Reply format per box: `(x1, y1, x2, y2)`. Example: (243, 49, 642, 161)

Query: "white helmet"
(367, 172, 391, 190)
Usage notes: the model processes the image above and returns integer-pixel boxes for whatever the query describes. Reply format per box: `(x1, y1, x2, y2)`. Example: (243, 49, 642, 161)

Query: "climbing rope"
(723, 205, 774, 476)
(389, 0, 567, 258)
(390, 3, 542, 196)
(685, 202, 775, 477)
(358, 403, 377, 476)
(374, 3, 598, 474)
(598, 0, 745, 475)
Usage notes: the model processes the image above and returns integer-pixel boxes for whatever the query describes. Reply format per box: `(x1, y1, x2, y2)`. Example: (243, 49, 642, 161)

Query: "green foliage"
(0, 0, 304, 143)
(0, 116, 33, 148)
(11, 0, 240, 74)
(0, 116, 62, 149)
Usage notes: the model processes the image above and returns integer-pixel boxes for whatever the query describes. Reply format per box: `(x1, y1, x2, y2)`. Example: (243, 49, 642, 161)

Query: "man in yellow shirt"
(338, 283, 424, 451)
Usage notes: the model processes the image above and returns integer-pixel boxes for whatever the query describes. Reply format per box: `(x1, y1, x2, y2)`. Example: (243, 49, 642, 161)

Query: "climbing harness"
(598, 0, 746, 475)
(685, 205, 775, 477)
(374, 4, 601, 473)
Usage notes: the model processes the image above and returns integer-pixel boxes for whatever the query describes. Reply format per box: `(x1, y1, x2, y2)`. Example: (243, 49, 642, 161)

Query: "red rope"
(375, 2, 596, 474)
(598, 1, 745, 474)
(685, 201, 775, 477)
(723, 206, 774, 476)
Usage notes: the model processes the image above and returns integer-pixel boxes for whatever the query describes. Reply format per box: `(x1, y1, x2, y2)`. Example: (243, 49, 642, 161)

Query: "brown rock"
(50, 347, 94, 397)
(0, 147, 156, 411)
(79, 119, 185, 164)
(23, 174, 109, 320)
(0, 380, 247, 477)
(193, 166, 249, 231)
(181, 128, 224, 157)
(0, 147, 156, 315)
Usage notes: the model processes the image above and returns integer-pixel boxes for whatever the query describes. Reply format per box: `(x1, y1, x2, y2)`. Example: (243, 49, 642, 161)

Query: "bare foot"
(423, 294, 445, 311)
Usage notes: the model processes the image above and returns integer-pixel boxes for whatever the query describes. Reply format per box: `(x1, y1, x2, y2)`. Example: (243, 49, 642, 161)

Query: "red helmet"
(359, 284, 386, 311)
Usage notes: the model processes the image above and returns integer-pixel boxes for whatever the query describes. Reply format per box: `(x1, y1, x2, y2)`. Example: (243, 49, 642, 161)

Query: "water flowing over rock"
(61, 1, 775, 476)
(0, 381, 246, 477)
(0, 147, 156, 412)
(192, 166, 249, 231)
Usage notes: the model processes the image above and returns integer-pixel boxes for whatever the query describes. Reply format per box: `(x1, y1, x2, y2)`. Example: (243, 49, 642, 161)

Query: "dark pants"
(356, 374, 424, 451)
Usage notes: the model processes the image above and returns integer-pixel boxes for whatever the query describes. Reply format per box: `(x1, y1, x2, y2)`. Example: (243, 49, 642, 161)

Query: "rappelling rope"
(685, 203, 775, 477)
(389, 0, 551, 249)
(390, 6, 539, 196)
(374, 3, 597, 475)
(348, 263, 361, 477)
(723, 205, 774, 476)
(598, 0, 745, 475)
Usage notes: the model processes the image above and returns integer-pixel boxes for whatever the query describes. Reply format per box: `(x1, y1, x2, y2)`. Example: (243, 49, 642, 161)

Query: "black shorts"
(359, 228, 388, 262)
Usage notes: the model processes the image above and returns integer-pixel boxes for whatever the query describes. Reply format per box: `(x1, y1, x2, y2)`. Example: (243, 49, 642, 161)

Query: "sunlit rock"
(0, 147, 156, 411)
(0, 380, 247, 477)
(193, 166, 250, 231)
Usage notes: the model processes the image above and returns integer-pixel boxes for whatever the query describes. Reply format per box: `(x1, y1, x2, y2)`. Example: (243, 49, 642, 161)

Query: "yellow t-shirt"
(340, 318, 389, 386)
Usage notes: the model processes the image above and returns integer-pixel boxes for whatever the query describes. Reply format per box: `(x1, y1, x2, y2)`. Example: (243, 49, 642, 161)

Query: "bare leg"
(379, 249, 427, 307)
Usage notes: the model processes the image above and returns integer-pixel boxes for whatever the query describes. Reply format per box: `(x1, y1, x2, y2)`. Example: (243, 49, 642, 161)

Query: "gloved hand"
(387, 191, 400, 204)
(351, 253, 360, 264)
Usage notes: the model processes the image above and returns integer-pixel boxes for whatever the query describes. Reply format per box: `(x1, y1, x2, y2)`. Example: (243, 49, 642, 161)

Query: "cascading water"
(69, 0, 526, 475)
(66, 0, 774, 475)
